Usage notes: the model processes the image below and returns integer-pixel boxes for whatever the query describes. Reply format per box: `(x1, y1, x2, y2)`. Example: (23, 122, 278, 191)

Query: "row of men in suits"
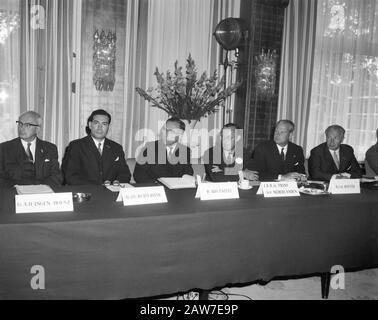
(0, 109, 371, 188)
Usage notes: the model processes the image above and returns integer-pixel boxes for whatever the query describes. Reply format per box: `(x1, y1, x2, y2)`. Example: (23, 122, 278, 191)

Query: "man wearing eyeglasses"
(62, 109, 131, 185)
(0, 111, 63, 187)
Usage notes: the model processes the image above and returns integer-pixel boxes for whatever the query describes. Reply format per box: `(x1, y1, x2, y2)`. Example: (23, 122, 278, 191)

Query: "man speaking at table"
(308, 124, 362, 181)
(62, 109, 131, 185)
(133, 117, 193, 183)
(0, 111, 63, 187)
(249, 119, 306, 181)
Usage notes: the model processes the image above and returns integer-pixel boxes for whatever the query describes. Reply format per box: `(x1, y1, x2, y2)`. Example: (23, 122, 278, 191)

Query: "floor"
(165, 268, 378, 300)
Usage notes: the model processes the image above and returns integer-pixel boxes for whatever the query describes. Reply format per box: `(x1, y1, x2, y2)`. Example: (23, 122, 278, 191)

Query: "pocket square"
(44, 159, 50, 162)
(115, 157, 120, 162)
(294, 162, 299, 166)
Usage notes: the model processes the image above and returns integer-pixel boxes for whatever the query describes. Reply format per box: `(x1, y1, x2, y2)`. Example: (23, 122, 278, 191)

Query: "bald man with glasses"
(0, 111, 63, 187)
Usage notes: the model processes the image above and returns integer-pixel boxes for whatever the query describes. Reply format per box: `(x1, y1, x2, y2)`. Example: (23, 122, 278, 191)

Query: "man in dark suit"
(203, 123, 258, 182)
(133, 117, 193, 183)
(249, 120, 306, 181)
(365, 128, 378, 176)
(0, 111, 63, 187)
(62, 109, 131, 185)
(309, 125, 362, 181)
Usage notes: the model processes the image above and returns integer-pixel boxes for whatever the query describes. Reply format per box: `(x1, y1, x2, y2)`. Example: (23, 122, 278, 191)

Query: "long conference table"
(0, 182, 377, 299)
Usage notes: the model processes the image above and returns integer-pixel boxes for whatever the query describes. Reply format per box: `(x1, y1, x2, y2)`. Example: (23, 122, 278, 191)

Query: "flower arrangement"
(136, 54, 242, 122)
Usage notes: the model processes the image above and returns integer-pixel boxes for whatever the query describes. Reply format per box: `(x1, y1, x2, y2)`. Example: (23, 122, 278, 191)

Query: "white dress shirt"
(276, 144, 288, 181)
(276, 144, 288, 158)
(166, 143, 177, 157)
(329, 148, 340, 166)
(92, 137, 105, 154)
(21, 138, 36, 162)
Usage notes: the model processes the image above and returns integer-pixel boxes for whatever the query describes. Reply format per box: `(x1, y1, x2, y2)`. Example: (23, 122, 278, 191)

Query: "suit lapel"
(101, 139, 113, 174)
(34, 139, 44, 179)
(284, 143, 294, 169)
(87, 136, 102, 160)
(339, 145, 349, 172)
(323, 144, 339, 172)
(15, 138, 27, 166)
(270, 141, 283, 163)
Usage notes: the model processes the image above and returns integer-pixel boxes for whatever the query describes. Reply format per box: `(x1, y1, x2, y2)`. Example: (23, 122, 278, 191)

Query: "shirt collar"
(276, 144, 288, 153)
(91, 136, 105, 146)
(166, 143, 177, 152)
(21, 137, 36, 148)
(329, 148, 340, 154)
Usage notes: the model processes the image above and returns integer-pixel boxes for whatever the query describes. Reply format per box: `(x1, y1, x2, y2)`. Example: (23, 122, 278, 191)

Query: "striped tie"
(26, 142, 33, 162)
(98, 142, 102, 156)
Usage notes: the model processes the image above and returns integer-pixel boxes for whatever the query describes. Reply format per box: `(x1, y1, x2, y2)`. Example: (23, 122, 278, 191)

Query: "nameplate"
(120, 186, 168, 206)
(328, 179, 360, 194)
(197, 182, 239, 201)
(256, 181, 300, 197)
(15, 193, 74, 214)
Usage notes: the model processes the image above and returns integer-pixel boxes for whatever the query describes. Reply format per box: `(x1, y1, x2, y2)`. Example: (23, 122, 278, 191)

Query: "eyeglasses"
(16, 121, 40, 128)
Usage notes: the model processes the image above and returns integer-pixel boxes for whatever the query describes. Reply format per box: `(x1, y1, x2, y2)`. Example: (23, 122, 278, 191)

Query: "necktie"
(280, 147, 285, 162)
(97, 142, 102, 156)
(333, 150, 340, 169)
(226, 152, 233, 164)
(26, 142, 33, 162)
(168, 146, 175, 162)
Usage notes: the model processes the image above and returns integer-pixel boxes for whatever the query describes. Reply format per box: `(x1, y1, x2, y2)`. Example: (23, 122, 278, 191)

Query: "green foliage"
(136, 54, 242, 122)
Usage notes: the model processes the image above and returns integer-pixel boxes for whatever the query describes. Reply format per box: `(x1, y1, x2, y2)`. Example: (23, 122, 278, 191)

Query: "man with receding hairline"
(0, 111, 63, 187)
(133, 117, 193, 183)
(309, 124, 362, 181)
(249, 119, 306, 181)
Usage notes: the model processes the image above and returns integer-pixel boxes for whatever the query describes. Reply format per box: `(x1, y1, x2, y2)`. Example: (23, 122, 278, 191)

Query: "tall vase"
(180, 119, 200, 159)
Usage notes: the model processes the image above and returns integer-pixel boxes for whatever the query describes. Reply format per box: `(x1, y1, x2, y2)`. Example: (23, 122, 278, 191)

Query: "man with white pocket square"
(0, 111, 63, 187)
(62, 109, 131, 185)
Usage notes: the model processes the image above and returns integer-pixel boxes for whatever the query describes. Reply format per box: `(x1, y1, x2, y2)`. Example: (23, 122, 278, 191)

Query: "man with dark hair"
(0, 111, 63, 187)
(249, 119, 306, 181)
(133, 117, 193, 183)
(203, 123, 258, 182)
(365, 128, 378, 176)
(309, 124, 362, 181)
(62, 109, 131, 185)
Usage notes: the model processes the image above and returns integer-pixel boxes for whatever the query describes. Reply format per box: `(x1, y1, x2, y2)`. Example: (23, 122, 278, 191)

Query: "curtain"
(0, 0, 20, 143)
(277, 0, 317, 151)
(307, 0, 378, 160)
(141, 0, 240, 157)
(4, 0, 240, 160)
(20, 0, 77, 160)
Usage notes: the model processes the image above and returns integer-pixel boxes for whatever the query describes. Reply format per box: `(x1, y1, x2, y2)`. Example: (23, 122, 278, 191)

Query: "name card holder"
(256, 181, 300, 198)
(328, 179, 360, 194)
(196, 181, 239, 201)
(119, 186, 168, 206)
(15, 192, 74, 214)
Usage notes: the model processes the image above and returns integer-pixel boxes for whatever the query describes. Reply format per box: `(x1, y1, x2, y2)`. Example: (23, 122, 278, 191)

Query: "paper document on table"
(158, 176, 196, 189)
(15, 184, 54, 195)
(106, 183, 134, 192)
(360, 177, 378, 183)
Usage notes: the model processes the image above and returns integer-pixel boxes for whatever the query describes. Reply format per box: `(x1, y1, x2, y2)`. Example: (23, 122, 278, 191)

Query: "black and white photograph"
(0, 0, 377, 304)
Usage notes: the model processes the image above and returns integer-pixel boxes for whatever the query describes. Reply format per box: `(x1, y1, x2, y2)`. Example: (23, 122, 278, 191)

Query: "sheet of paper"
(15, 185, 54, 195)
(158, 176, 196, 189)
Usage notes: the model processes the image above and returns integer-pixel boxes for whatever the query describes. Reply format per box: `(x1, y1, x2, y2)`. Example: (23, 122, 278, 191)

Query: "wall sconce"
(255, 49, 278, 99)
(93, 29, 116, 92)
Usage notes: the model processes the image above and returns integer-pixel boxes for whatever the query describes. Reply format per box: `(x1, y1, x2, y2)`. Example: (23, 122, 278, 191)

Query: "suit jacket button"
(100, 171, 103, 175)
